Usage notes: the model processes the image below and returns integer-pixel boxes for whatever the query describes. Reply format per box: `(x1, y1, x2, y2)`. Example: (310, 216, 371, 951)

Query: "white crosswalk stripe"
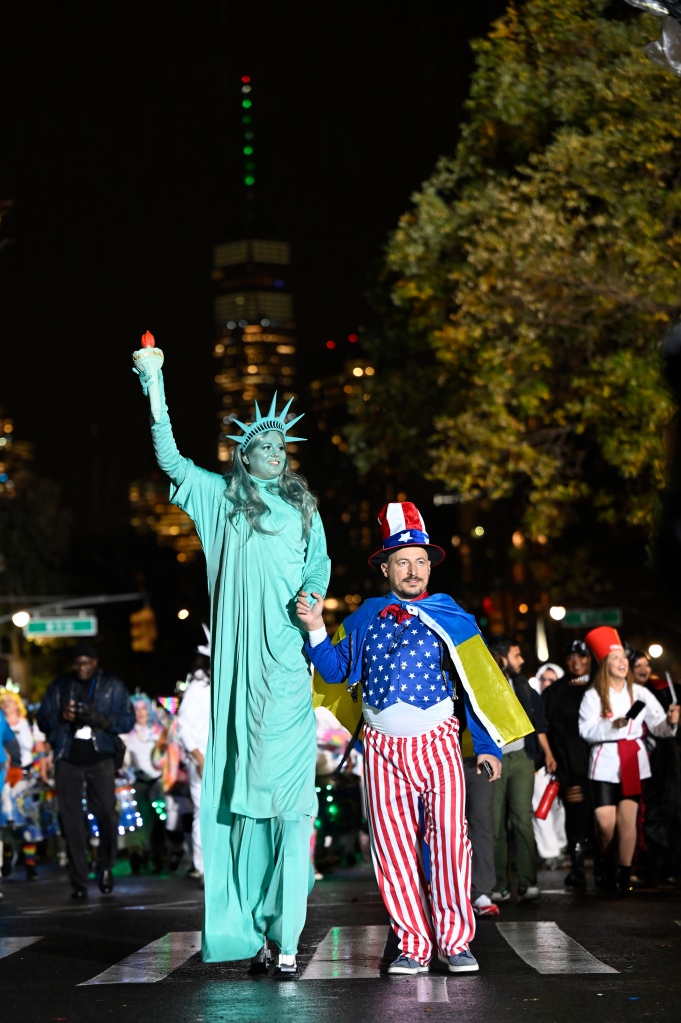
(78, 931, 202, 985)
(0, 937, 42, 961)
(416, 976, 450, 1002)
(300, 924, 388, 979)
(496, 922, 618, 974)
(0, 921, 636, 984)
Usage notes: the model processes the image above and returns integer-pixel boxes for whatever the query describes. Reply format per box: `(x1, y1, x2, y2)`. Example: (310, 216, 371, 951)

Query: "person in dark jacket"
(37, 641, 134, 899)
(542, 639, 593, 888)
(489, 636, 556, 903)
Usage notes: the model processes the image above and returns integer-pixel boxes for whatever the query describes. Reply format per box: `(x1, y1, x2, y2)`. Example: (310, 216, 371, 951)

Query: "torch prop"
(132, 331, 165, 422)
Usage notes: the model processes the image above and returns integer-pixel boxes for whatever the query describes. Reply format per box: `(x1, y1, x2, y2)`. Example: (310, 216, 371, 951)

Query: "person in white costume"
(579, 626, 678, 894)
(177, 627, 211, 882)
(530, 664, 567, 866)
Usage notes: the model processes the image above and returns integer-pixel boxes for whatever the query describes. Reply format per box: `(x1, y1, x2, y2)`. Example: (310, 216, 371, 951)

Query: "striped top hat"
(368, 502, 446, 568)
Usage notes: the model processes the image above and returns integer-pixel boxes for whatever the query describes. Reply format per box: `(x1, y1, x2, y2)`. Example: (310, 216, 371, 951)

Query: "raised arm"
(134, 361, 190, 487)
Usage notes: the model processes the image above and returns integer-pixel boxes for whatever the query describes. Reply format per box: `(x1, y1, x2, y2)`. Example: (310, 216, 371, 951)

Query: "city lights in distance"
(352, 367, 364, 377)
(12, 610, 30, 628)
(241, 75, 251, 83)
(511, 531, 525, 549)
(364, 366, 375, 376)
(324, 597, 340, 610)
(326, 340, 336, 349)
(648, 643, 663, 658)
(348, 334, 358, 342)
(472, 526, 485, 538)
(177, 609, 190, 620)
(518, 603, 528, 614)
(549, 606, 567, 621)
(450, 535, 461, 547)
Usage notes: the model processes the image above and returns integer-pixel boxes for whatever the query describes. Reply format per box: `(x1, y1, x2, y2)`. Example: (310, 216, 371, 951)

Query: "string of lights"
(241, 75, 255, 190)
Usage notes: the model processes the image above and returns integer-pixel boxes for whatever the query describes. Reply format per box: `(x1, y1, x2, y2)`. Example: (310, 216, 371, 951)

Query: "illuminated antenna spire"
(240, 75, 255, 194)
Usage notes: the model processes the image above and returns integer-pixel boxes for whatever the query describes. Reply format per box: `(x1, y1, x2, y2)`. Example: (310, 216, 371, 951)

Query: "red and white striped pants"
(363, 716, 475, 965)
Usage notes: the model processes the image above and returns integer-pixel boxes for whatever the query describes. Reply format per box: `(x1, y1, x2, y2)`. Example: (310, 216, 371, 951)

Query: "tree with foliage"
(348, 0, 680, 543)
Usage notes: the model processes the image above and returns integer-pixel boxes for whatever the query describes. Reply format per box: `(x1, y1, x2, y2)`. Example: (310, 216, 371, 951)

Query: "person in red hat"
(298, 502, 532, 975)
(578, 627, 679, 894)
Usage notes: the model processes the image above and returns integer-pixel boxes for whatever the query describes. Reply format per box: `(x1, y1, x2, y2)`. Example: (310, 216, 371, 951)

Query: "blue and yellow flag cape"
(312, 594, 532, 746)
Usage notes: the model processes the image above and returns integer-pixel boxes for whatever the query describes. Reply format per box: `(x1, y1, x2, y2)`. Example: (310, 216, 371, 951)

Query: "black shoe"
(97, 868, 114, 894)
(70, 885, 88, 901)
(250, 939, 272, 974)
(565, 867, 587, 888)
(565, 842, 587, 889)
(616, 865, 632, 896)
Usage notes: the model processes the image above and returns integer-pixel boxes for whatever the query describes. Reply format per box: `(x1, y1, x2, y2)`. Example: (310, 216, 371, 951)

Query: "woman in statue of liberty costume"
(134, 361, 330, 974)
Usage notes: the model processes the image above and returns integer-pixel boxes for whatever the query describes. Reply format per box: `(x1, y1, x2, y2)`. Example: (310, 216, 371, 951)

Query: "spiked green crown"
(226, 392, 306, 450)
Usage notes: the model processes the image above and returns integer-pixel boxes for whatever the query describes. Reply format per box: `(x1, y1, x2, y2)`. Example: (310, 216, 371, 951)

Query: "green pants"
(492, 749, 537, 889)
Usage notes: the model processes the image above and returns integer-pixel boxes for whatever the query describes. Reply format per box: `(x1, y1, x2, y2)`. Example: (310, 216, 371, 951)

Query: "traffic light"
(129, 607, 157, 652)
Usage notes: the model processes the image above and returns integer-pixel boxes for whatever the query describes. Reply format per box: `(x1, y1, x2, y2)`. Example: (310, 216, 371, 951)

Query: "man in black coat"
(37, 641, 134, 899)
(542, 639, 593, 888)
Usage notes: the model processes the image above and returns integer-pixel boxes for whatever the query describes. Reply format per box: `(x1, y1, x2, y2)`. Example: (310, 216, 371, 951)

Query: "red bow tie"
(379, 604, 413, 625)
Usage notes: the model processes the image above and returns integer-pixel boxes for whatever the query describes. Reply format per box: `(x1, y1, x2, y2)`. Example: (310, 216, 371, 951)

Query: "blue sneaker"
(438, 949, 479, 973)
(387, 955, 429, 975)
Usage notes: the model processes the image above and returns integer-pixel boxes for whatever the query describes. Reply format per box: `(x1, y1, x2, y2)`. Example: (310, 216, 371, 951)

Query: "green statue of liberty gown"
(144, 375, 330, 963)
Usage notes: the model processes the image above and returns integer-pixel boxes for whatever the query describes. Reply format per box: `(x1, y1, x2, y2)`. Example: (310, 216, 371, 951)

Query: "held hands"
(611, 717, 629, 729)
(296, 590, 325, 632)
(476, 755, 502, 782)
(668, 703, 680, 726)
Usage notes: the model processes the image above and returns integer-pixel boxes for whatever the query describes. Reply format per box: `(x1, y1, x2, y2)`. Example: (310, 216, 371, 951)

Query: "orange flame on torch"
(141, 331, 155, 348)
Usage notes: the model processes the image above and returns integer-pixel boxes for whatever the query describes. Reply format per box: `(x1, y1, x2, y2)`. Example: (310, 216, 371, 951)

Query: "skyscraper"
(212, 237, 298, 464)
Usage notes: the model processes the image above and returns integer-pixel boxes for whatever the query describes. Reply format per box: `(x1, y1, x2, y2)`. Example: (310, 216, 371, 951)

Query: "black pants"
(559, 773, 592, 850)
(56, 756, 118, 887)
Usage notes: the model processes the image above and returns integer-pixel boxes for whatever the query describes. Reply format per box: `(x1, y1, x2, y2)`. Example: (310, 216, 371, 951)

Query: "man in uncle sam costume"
(297, 502, 532, 974)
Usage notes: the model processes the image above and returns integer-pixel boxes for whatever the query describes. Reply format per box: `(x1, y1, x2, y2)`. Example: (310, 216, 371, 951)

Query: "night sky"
(0, 2, 510, 541)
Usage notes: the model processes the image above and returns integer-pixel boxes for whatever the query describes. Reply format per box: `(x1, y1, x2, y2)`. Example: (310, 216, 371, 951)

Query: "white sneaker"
(275, 954, 297, 974)
(472, 894, 500, 918)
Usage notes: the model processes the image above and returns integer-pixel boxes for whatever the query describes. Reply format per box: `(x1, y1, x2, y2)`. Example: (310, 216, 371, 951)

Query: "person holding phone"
(578, 627, 679, 894)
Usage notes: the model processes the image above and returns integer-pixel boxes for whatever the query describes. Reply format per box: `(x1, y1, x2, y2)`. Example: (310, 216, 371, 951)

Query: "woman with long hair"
(579, 628, 679, 894)
(135, 360, 329, 974)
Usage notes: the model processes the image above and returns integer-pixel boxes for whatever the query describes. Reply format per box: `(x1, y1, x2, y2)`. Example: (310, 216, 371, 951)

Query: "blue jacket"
(308, 594, 502, 760)
(0, 709, 21, 768)
(37, 670, 135, 762)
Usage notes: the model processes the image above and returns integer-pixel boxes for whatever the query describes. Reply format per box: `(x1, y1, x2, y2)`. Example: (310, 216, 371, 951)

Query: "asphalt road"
(1, 863, 680, 1023)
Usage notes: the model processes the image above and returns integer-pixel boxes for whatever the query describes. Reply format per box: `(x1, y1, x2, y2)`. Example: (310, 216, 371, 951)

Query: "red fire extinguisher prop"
(534, 776, 560, 820)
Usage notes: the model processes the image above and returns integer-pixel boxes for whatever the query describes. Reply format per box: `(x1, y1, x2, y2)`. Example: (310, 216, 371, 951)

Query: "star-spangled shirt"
(361, 611, 452, 712)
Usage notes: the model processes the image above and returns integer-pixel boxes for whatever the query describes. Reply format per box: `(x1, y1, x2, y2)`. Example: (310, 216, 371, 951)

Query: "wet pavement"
(1, 862, 680, 1022)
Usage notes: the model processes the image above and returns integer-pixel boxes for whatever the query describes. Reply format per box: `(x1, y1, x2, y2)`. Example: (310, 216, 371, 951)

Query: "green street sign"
(24, 615, 98, 638)
(562, 608, 621, 628)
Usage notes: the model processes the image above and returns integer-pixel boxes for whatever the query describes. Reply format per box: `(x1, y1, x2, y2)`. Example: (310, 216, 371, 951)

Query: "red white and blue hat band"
(368, 501, 446, 568)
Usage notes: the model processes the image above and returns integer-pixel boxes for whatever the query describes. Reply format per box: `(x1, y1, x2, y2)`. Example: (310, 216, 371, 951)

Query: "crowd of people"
(483, 631, 680, 908)
(0, 639, 214, 899)
(1, 366, 679, 979)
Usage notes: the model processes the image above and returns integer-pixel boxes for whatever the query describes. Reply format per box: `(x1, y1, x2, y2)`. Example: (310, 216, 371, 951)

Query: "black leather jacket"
(37, 669, 135, 761)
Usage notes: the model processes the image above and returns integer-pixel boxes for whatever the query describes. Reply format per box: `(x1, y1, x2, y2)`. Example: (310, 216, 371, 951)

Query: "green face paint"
(244, 430, 286, 480)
